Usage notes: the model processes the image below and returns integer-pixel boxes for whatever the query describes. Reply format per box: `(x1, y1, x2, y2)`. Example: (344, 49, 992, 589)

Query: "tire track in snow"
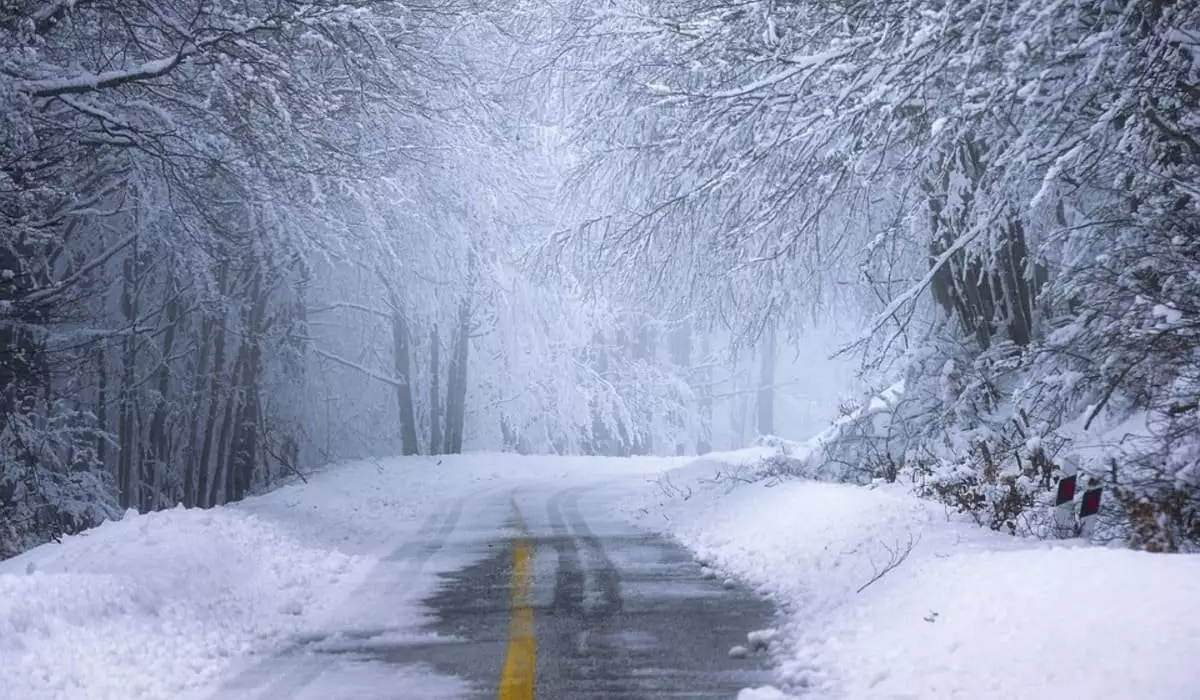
(563, 486, 623, 617)
(211, 492, 473, 699)
(538, 485, 634, 697)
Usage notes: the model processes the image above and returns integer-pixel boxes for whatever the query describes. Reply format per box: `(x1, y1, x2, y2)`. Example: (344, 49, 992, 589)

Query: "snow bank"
(0, 507, 362, 700)
(621, 459, 1200, 700)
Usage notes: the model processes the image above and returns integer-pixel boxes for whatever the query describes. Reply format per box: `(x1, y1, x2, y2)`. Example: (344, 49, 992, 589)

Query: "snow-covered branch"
(314, 348, 408, 388)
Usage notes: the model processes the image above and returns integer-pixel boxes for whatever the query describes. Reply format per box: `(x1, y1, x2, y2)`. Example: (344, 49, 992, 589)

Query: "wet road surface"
(213, 482, 777, 699)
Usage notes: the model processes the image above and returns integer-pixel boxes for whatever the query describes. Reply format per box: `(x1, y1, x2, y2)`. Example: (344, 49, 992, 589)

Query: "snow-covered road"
(0, 454, 698, 700)
(209, 485, 496, 699)
(3, 451, 1199, 700)
(211, 481, 774, 699)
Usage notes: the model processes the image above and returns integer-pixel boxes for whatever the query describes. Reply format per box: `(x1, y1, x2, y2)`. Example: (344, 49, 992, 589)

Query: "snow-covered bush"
(745, 436, 809, 483)
(807, 382, 916, 485)
(805, 285, 1200, 547)
(782, 357, 1061, 537)
(1044, 224, 1200, 551)
(0, 403, 119, 559)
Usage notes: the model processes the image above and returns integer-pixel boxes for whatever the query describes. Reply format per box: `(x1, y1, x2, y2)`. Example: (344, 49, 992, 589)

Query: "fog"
(4, 0, 1199, 558)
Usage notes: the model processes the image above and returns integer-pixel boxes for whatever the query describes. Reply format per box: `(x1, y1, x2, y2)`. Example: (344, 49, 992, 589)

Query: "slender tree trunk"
(136, 400, 152, 511)
(733, 389, 749, 448)
(214, 312, 250, 508)
(391, 308, 419, 455)
(212, 361, 238, 506)
(757, 323, 776, 436)
(586, 330, 611, 455)
(225, 343, 249, 504)
(697, 332, 712, 455)
(237, 331, 262, 500)
(184, 316, 213, 508)
(94, 345, 108, 468)
(197, 306, 228, 508)
(146, 282, 179, 510)
(230, 270, 266, 502)
(429, 325, 442, 454)
(117, 255, 139, 510)
(500, 417, 519, 452)
(443, 298, 470, 454)
(669, 320, 691, 455)
(632, 316, 656, 454)
(272, 271, 309, 483)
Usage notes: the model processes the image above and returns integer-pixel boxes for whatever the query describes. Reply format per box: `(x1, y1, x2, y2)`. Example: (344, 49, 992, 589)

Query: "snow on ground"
(0, 453, 670, 700)
(10, 444, 1193, 700)
(619, 451, 1200, 700)
(0, 506, 358, 700)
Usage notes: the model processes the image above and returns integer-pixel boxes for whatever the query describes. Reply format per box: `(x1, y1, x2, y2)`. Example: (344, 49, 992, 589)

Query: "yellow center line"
(498, 504, 535, 699)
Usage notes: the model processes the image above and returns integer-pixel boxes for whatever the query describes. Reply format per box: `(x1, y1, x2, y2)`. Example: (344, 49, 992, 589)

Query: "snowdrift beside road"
(0, 506, 363, 700)
(621, 452, 1200, 700)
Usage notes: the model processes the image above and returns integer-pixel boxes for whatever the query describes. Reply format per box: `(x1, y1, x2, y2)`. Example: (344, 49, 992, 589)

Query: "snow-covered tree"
(558, 0, 1200, 549)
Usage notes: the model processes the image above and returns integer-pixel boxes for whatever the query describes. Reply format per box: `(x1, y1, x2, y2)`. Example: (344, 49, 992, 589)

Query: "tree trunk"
(757, 323, 776, 436)
(585, 330, 614, 455)
(184, 315, 213, 508)
(923, 136, 1046, 350)
(669, 320, 690, 366)
(116, 254, 139, 510)
(631, 316, 656, 454)
(669, 320, 691, 455)
(733, 389, 750, 448)
(443, 298, 470, 454)
(212, 361, 238, 506)
(146, 280, 179, 510)
(392, 309, 419, 455)
(429, 325, 442, 454)
(197, 306, 228, 508)
(227, 343, 255, 502)
(94, 345, 108, 468)
(229, 269, 266, 502)
(697, 332, 712, 455)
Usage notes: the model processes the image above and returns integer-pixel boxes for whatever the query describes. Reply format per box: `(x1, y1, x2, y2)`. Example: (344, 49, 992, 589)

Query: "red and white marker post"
(1079, 477, 1103, 537)
(1052, 456, 1079, 537)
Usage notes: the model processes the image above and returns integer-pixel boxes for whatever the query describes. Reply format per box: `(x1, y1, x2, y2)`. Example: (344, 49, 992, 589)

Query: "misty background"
(3, 0, 1198, 558)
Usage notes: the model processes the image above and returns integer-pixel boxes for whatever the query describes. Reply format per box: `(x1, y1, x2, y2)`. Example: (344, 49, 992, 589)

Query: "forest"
(2, 0, 1198, 557)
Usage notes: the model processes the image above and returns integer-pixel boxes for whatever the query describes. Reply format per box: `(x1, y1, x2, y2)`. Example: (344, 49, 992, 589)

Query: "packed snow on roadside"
(0, 453, 671, 700)
(0, 505, 362, 700)
(621, 451, 1200, 700)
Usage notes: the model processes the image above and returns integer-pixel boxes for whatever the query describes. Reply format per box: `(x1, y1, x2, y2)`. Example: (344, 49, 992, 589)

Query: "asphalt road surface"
(215, 482, 777, 699)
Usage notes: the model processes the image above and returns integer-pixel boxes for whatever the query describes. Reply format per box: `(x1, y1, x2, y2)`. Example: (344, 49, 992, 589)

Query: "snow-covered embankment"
(620, 450, 1200, 700)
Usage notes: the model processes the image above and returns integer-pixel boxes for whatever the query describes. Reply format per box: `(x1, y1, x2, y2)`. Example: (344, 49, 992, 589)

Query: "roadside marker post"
(1052, 456, 1079, 537)
(1079, 479, 1103, 537)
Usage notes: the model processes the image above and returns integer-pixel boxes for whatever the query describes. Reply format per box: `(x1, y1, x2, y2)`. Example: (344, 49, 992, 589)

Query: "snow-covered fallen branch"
(856, 532, 916, 594)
